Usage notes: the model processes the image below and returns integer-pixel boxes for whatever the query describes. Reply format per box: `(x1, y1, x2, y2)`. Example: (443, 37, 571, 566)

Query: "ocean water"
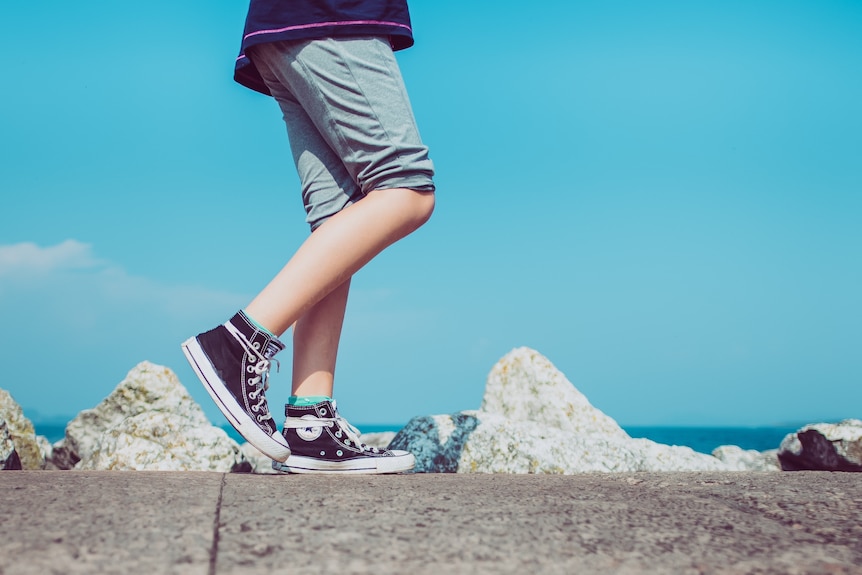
(34, 423, 797, 455)
(623, 426, 797, 454)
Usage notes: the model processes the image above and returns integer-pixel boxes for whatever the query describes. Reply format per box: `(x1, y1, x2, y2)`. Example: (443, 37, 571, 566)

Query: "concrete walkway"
(1, 471, 860, 574)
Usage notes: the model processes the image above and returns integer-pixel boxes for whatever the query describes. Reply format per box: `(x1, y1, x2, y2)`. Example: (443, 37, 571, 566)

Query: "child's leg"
(183, 36, 433, 471)
(245, 186, 434, 337)
(244, 36, 436, 336)
(291, 277, 351, 398)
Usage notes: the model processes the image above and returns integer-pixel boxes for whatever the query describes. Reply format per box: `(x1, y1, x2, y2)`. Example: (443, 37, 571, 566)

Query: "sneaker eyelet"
(336, 450, 343, 457)
(335, 431, 342, 438)
(320, 451, 326, 456)
(319, 408, 327, 416)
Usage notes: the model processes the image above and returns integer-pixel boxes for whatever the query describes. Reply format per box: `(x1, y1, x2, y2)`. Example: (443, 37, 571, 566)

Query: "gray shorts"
(248, 37, 435, 230)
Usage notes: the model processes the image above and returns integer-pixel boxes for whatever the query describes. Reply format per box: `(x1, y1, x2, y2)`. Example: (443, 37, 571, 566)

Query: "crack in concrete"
(209, 473, 227, 575)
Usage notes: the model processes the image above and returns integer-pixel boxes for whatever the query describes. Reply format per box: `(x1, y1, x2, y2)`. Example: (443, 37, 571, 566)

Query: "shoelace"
(225, 322, 279, 424)
(283, 409, 380, 453)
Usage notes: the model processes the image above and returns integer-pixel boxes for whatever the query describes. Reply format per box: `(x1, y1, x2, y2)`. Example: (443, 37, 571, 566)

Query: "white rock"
(0, 388, 45, 470)
(59, 361, 247, 472)
(79, 411, 245, 472)
(712, 445, 780, 471)
(391, 348, 764, 474)
(778, 419, 862, 472)
(481, 347, 628, 440)
(395, 410, 729, 473)
(239, 442, 279, 474)
(36, 435, 59, 470)
(1, 417, 21, 470)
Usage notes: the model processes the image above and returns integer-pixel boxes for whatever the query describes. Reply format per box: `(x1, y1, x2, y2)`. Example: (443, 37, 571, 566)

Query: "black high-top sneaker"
(272, 400, 415, 474)
(181, 311, 291, 462)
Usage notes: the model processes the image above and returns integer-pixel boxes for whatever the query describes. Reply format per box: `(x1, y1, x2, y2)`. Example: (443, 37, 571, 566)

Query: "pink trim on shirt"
(244, 19, 412, 41)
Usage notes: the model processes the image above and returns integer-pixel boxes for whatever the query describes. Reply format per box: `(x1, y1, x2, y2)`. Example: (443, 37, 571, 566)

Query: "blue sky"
(1, 0, 860, 429)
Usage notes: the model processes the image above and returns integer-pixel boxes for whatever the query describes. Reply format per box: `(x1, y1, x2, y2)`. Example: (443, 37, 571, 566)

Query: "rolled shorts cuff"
(248, 36, 435, 232)
(371, 175, 436, 194)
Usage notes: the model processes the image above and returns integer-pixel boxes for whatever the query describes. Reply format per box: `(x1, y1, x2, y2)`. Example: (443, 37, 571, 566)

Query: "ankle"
(240, 309, 278, 339)
(288, 395, 333, 407)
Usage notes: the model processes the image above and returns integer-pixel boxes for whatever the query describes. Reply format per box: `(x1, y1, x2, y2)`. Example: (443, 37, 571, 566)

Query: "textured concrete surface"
(0, 471, 860, 574)
(0, 472, 219, 574)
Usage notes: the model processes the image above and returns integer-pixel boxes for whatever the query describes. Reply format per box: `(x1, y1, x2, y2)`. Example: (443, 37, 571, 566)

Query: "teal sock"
(288, 395, 333, 406)
(241, 309, 277, 339)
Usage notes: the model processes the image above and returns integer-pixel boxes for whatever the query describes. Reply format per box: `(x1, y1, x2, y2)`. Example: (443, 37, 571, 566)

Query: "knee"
(410, 190, 435, 229)
(391, 188, 434, 233)
(369, 187, 435, 234)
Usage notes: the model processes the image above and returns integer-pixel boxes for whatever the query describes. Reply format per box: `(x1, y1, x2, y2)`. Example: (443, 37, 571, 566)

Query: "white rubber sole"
(181, 337, 291, 462)
(272, 451, 415, 475)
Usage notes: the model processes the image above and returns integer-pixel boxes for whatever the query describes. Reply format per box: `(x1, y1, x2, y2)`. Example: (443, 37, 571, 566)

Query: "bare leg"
(245, 186, 434, 336)
(291, 278, 351, 398)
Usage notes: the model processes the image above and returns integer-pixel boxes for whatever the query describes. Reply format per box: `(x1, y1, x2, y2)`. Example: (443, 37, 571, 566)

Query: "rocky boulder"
(480, 346, 628, 440)
(778, 419, 862, 472)
(52, 361, 248, 472)
(238, 442, 278, 474)
(1, 418, 22, 470)
(390, 347, 748, 473)
(712, 445, 781, 472)
(0, 388, 45, 470)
